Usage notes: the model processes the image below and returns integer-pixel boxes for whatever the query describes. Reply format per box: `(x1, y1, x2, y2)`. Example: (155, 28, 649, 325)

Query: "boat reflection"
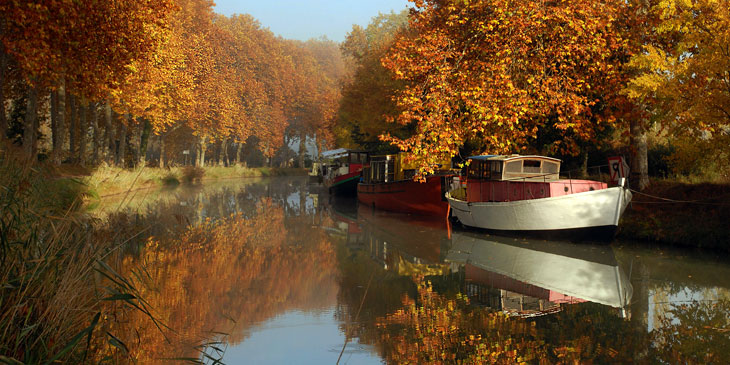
(447, 232, 633, 318)
(329, 200, 452, 276)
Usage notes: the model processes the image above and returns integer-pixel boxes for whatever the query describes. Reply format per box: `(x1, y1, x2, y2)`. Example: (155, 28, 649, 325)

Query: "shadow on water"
(97, 177, 730, 363)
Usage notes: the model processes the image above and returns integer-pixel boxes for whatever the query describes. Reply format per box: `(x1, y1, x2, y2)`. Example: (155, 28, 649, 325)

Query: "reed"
(0, 144, 158, 363)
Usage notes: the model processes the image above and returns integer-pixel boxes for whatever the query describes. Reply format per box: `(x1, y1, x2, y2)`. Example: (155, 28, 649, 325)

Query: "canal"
(99, 176, 730, 363)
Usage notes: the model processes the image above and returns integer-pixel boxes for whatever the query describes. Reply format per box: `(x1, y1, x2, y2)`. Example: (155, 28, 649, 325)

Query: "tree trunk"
(213, 142, 221, 166)
(104, 103, 113, 164)
(23, 83, 38, 157)
(298, 131, 306, 168)
(313, 133, 320, 161)
(630, 118, 649, 190)
(50, 89, 57, 155)
(52, 80, 66, 164)
(580, 151, 588, 178)
(197, 136, 207, 167)
(215, 140, 223, 166)
(78, 100, 88, 167)
(235, 142, 243, 166)
(139, 119, 151, 167)
(128, 118, 139, 167)
(0, 47, 7, 139)
(159, 134, 165, 168)
(118, 120, 127, 167)
(190, 143, 196, 166)
(91, 103, 100, 165)
(68, 94, 77, 162)
(223, 139, 230, 166)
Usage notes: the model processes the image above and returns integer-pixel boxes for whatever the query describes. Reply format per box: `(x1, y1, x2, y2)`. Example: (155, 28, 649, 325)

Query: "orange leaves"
(336, 10, 410, 150)
(381, 0, 633, 173)
(0, 0, 176, 98)
(2, 0, 342, 161)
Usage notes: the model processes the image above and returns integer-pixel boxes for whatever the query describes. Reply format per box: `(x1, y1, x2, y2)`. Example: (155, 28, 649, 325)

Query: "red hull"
(357, 175, 450, 217)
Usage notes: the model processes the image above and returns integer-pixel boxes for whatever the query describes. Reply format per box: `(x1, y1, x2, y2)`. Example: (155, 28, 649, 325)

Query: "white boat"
(446, 155, 632, 240)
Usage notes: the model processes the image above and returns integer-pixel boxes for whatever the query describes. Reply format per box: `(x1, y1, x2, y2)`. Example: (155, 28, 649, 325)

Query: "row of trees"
(336, 0, 730, 187)
(0, 0, 343, 168)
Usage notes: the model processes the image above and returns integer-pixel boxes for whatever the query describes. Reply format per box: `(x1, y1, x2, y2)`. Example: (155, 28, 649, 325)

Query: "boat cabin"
(460, 155, 607, 203)
(320, 148, 369, 177)
(467, 155, 561, 182)
(362, 153, 452, 184)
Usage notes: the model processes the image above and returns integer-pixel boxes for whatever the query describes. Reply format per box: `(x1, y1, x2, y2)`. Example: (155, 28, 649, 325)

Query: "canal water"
(101, 176, 730, 363)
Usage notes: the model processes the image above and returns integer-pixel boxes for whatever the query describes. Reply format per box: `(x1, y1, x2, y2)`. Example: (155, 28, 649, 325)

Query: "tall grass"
(0, 144, 158, 363)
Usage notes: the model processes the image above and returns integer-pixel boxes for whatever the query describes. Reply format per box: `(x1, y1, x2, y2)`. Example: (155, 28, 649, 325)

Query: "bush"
(161, 172, 180, 186)
(648, 143, 674, 178)
(181, 166, 205, 184)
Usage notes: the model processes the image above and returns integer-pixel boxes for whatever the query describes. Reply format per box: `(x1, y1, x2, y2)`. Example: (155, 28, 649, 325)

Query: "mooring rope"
(629, 188, 730, 206)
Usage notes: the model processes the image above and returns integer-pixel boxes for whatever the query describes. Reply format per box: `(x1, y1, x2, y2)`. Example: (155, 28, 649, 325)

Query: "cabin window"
(351, 153, 367, 164)
(543, 162, 559, 174)
(523, 160, 541, 173)
(362, 166, 372, 183)
(386, 158, 395, 182)
(403, 169, 416, 180)
(490, 161, 502, 173)
(370, 160, 386, 182)
(467, 164, 479, 179)
(505, 161, 521, 173)
(467, 161, 490, 179)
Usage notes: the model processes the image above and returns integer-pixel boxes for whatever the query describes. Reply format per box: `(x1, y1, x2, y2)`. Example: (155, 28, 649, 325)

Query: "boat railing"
(485, 164, 612, 201)
(560, 164, 612, 185)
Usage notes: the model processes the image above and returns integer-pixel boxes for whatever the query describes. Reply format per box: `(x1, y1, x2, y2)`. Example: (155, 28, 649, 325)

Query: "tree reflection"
(373, 276, 655, 364)
(376, 278, 548, 364)
(371, 275, 730, 364)
(650, 299, 730, 363)
(99, 198, 337, 362)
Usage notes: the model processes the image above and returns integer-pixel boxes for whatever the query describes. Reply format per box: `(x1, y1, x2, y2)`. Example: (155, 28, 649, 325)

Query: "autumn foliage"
(0, 0, 343, 167)
(374, 0, 639, 175)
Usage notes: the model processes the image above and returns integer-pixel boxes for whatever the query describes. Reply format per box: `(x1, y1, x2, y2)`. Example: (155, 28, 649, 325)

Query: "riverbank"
(79, 164, 307, 198)
(618, 180, 730, 253)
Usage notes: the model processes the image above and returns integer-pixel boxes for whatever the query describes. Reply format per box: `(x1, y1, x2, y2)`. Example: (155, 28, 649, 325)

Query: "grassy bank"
(619, 180, 730, 253)
(86, 164, 307, 197)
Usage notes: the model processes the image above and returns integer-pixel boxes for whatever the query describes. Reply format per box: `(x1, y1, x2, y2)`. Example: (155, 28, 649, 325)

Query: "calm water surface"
(102, 177, 730, 363)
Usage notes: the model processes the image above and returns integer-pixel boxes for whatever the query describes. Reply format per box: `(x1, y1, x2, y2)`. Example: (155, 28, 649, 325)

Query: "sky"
(213, 0, 412, 42)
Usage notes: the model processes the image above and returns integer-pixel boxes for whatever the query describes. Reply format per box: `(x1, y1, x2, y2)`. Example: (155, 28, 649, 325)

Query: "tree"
(0, 0, 175, 162)
(382, 0, 636, 176)
(624, 0, 730, 180)
(337, 11, 410, 152)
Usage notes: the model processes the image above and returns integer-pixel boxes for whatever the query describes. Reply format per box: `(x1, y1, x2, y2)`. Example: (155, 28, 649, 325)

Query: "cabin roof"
(321, 148, 368, 159)
(468, 154, 562, 163)
(321, 148, 348, 158)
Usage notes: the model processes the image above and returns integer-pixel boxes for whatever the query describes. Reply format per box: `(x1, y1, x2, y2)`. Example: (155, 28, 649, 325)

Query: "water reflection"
(447, 232, 632, 318)
(98, 177, 730, 363)
(616, 246, 730, 363)
(111, 199, 339, 362)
